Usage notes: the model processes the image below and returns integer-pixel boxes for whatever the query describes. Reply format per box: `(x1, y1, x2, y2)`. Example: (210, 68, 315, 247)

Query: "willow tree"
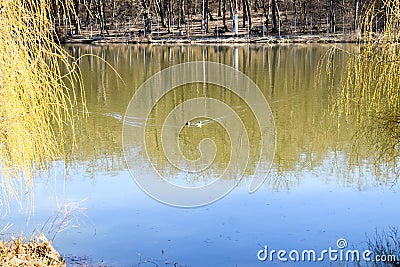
(336, 0, 400, 160)
(0, 0, 83, 205)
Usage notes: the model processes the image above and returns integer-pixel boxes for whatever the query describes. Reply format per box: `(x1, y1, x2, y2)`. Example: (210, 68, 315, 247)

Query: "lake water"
(2, 44, 399, 266)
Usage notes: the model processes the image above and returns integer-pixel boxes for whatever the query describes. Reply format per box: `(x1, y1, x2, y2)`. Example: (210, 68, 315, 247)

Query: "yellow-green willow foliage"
(336, 0, 400, 160)
(0, 0, 83, 203)
(341, 0, 400, 118)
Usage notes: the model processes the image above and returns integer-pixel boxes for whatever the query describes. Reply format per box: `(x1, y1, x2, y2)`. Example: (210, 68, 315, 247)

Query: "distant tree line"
(51, 0, 390, 36)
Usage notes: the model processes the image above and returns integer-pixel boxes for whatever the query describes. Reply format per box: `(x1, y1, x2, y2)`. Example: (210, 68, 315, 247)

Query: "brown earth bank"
(60, 31, 361, 44)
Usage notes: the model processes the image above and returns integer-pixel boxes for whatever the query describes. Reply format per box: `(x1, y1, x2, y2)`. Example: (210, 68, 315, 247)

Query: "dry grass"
(0, 234, 65, 267)
(0, 0, 84, 204)
(366, 227, 400, 267)
(0, 201, 93, 267)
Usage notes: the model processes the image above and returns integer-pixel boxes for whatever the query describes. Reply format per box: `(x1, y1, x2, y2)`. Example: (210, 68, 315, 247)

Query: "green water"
(64, 44, 394, 189)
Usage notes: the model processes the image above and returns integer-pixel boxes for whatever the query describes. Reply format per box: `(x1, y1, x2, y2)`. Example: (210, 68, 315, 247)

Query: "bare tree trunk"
(293, 0, 297, 17)
(271, 0, 278, 32)
(181, 0, 185, 25)
(354, 0, 359, 30)
(222, 0, 228, 31)
(245, 0, 251, 28)
(205, 0, 209, 32)
(111, 0, 115, 27)
(263, 0, 270, 33)
(176, 0, 185, 28)
(83, 0, 92, 27)
(329, 0, 335, 32)
(73, 0, 81, 34)
(242, 0, 247, 27)
(228, 0, 233, 19)
(51, 0, 61, 36)
(141, 0, 152, 35)
(293, 0, 297, 33)
(168, 0, 172, 33)
(97, 0, 106, 34)
(275, 0, 281, 32)
(155, 0, 167, 27)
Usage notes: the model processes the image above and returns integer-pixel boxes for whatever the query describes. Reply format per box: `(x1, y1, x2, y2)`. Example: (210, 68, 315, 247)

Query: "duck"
(185, 121, 191, 126)
(195, 121, 203, 128)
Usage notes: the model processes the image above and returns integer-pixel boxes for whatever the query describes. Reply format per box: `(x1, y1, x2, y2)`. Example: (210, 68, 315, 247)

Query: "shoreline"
(61, 32, 361, 45)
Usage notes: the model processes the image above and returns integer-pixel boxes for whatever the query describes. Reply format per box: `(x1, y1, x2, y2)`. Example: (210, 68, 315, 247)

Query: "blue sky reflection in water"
(2, 44, 399, 267)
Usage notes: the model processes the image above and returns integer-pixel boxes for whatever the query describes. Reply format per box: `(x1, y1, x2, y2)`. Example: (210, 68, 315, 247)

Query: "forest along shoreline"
(55, 0, 371, 45)
(54, 0, 370, 45)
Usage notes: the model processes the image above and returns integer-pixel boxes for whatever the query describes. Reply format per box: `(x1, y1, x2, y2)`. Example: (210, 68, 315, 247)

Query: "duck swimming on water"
(195, 121, 203, 128)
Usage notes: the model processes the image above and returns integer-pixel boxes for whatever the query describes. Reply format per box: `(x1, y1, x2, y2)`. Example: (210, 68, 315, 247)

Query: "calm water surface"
(3, 44, 399, 266)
